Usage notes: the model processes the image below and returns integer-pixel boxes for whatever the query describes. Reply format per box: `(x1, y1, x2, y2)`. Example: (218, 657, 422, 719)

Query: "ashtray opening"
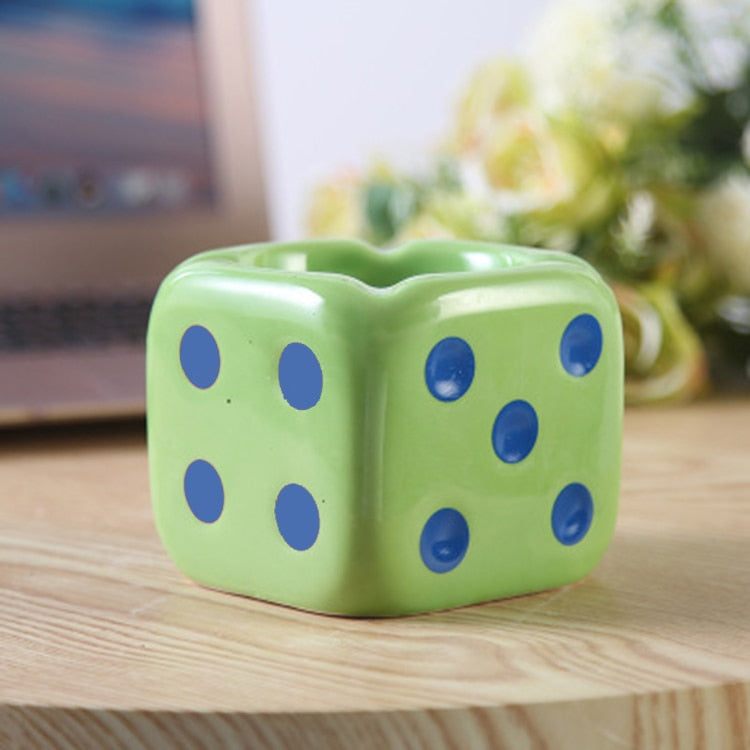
(245, 241, 534, 289)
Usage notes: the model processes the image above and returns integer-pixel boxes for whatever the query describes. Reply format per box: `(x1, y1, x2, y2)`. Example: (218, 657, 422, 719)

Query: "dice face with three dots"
(147, 239, 623, 616)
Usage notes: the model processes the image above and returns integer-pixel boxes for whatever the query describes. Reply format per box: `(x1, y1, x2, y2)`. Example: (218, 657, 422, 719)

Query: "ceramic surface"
(147, 239, 623, 615)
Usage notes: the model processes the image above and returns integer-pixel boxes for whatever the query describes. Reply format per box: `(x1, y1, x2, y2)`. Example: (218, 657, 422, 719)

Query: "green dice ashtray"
(147, 239, 623, 616)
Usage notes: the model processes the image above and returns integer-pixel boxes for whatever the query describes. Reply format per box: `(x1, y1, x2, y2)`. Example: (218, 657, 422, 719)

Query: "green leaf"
(363, 182, 418, 245)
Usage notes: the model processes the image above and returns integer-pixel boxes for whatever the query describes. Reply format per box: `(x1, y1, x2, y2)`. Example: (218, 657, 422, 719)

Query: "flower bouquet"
(307, 0, 750, 404)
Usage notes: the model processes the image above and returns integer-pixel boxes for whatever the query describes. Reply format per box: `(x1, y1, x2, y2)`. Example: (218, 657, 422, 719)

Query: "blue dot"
(184, 459, 224, 523)
(492, 399, 538, 463)
(560, 314, 603, 376)
(420, 508, 469, 573)
(425, 336, 475, 401)
(275, 483, 320, 551)
(278, 343, 323, 410)
(552, 483, 594, 545)
(180, 325, 220, 389)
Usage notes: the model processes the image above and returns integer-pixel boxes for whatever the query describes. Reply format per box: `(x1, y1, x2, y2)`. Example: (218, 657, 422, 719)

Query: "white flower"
(680, 0, 750, 90)
(468, 111, 576, 213)
(527, 0, 697, 122)
(696, 173, 750, 293)
(617, 191, 657, 255)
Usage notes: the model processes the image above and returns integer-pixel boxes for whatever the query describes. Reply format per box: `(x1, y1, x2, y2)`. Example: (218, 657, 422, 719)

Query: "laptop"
(0, 0, 268, 426)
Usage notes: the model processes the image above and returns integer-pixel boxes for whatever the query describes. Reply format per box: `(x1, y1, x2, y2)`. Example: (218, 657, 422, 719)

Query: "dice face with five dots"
(147, 239, 623, 616)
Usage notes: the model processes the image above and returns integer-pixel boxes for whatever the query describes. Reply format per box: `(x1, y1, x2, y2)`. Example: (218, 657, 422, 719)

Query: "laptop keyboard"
(0, 295, 153, 352)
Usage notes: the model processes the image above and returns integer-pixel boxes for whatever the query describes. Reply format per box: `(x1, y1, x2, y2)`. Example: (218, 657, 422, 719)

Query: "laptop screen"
(0, 0, 216, 219)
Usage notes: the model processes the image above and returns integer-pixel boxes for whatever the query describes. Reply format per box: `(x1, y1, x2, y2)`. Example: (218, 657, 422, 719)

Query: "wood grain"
(0, 400, 749, 748)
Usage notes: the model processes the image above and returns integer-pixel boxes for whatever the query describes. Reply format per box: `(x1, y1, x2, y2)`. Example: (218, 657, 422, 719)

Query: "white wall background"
(251, 0, 552, 240)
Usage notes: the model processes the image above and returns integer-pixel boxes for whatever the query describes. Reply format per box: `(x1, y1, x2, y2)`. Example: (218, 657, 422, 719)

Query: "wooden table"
(1, 399, 749, 749)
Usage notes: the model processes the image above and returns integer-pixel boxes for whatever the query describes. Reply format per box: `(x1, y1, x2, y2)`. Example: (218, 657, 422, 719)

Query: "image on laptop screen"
(0, 0, 271, 425)
(0, 0, 216, 218)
